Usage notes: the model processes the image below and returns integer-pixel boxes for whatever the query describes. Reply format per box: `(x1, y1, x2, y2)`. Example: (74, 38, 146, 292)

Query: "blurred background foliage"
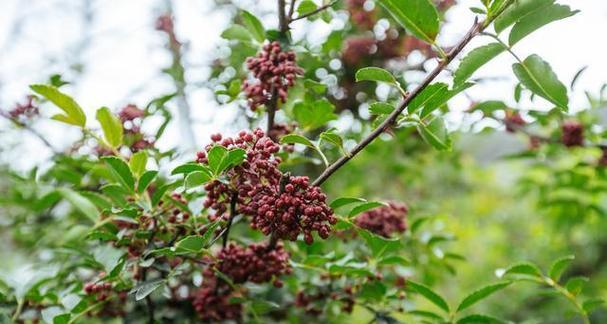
(1, 0, 606, 323)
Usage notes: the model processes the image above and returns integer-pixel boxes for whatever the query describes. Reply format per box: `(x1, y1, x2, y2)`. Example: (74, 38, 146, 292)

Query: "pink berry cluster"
(197, 129, 336, 244)
(216, 242, 291, 286)
(561, 120, 584, 147)
(8, 96, 38, 120)
(168, 193, 190, 224)
(84, 281, 113, 301)
(191, 285, 242, 321)
(199, 129, 282, 220)
(346, 0, 376, 30)
(242, 41, 303, 111)
(155, 14, 180, 48)
(355, 202, 408, 238)
(243, 176, 336, 243)
(505, 111, 526, 133)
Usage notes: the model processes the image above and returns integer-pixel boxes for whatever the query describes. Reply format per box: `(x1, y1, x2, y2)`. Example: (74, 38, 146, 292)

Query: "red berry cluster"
(197, 130, 336, 244)
(8, 96, 38, 120)
(191, 285, 242, 321)
(84, 281, 113, 301)
(243, 176, 336, 243)
(505, 111, 526, 133)
(155, 14, 180, 48)
(216, 242, 291, 286)
(346, 0, 376, 30)
(168, 193, 190, 224)
(242, 42, 303, 111)
(118, 104, 154, 152)
(199, 129, 282, 220)
(355, 202, 408, 238)
(561, 120, 584, 147)
(118, 103, 145, 122)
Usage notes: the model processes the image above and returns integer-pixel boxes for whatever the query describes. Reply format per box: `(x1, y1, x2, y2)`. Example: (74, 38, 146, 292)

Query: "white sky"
(0, 0, 605, 170)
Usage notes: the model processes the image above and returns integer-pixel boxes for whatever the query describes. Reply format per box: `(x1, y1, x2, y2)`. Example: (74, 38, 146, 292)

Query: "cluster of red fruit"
(355, 202, 408, 238)
(242, 42, 303, 111)
(168, 193, 190, 224)
(84, 281, 113, 301)
(217, 242, 291, 286)
(191, 283, 242, 322)
(504, 111, 526, 133)
(155, 14, 180, 48)
(7, 96, 38, 121)
(198, 129, 335, 243)
(561, 120, 584, 147)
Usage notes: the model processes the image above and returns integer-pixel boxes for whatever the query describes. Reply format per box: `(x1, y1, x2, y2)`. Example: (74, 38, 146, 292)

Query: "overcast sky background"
(0, 0, 605, 170)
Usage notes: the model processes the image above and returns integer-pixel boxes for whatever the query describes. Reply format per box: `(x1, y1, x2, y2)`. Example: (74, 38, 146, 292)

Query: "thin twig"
(287, 0, 297, 21)
(290, 0, 338, 22)
(222, 191, 239, 248)
(0, 112, 59, 154)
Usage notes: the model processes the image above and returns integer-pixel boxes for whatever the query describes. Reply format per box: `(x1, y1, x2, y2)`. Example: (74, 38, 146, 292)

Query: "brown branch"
(287, 0, 297, 21)
(267, 87, 278, 135)
(290, 0, 338, 22)
(311, 17, 488, 187)
(222, 191, 239, 248)
(0, 112, 59, 155)
(278, 0, 288, 33)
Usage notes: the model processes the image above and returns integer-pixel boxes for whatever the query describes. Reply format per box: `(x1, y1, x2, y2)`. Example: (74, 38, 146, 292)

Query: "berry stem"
(222, 191, 239, 248)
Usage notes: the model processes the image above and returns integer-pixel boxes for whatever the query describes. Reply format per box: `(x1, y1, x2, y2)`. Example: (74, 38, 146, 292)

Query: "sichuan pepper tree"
(0, 0, 605, 323)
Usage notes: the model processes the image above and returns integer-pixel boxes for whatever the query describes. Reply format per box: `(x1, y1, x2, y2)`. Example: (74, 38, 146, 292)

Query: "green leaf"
(206, 146, 245, 175)
(95, 107, 123, 148)
(582, 298, 605, 313)
(409, 310, 444, 320)
(129, 151, 147, 178)
(454, 43, 505, 86)
(502, 262, 542, 278)
(408, 83, 448, 114)
(472, 100, 508, 114)
(102, 156, 135, 192)
(293, 99, 338, 130)
(493, 0, 554, 34)
(250, 299, 280, 314)
(348, 201, 387, 218)
(408, 280, 450, 313)
(548, 255, 574, 282)
(369, 102, 395, 115)
(57, 188, 98, 222)
(330, 197, 367, 209)
(241, 10, 265, 42)
(565, 276, 588, 296)
(200, 222, 221, 248)
(356, 227, 401, 258)
(185, 171, 213, 189)
(355, 67, 397, 84)
(137, 170, 158, 194)
(221, 25, 252, 42)
(174, 235, 206, 254)
(509, 4, 578, 46)
(456, 281, 511, 312)
(377, 255, 410, 266)
(417, 116, 451, 151)
(319, 129, 346, 155)
(376, 0, 440, 44)
(30, 84, 86, 127)
(512, 54, 568, 110)
(457, 314, 505, 324)
(359, 281, 387, 301)
(130, 278, 166, 301)
(420, 82, 473, 118)
(297, 0, 318, 16)
(280, 134, 316, 149)
(171, 163, 209, 175)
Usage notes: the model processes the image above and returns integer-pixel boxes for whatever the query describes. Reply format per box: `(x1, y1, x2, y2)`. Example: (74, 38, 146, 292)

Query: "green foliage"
(376, 0, 440, 44)
(512, 54, 569, 110)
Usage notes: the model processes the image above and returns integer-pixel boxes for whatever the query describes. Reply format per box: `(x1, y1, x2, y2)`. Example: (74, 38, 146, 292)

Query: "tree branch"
(0, 112, 59, 155)
(311, 17, 489, 187)
(278, 0, 288, 33)
(222, 191, 239, 248)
